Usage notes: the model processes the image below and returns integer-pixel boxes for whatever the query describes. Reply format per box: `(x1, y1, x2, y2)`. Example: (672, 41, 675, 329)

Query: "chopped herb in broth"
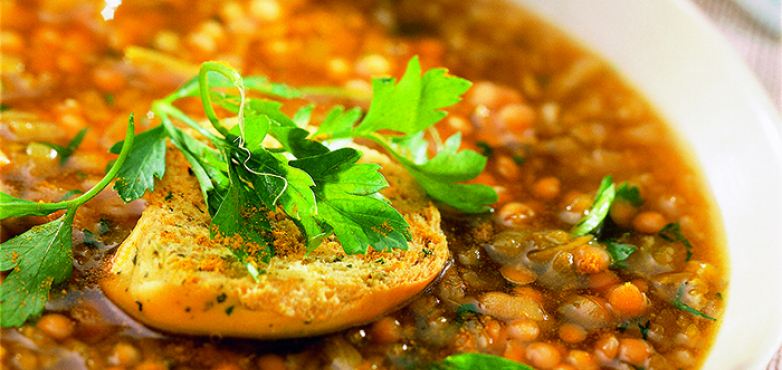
(0, 0, 727, 370)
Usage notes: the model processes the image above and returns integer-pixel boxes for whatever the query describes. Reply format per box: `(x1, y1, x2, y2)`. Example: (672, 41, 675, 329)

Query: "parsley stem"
(199, 61, 244, 138)
(154, 102, 221, 145)
(4, 116, 136, 216)
(358, 132, 414, 164)
(364, 132, 395, 153)
(70, 114, 136, 208)
(9, 199, 69, 216)
(161, 79, 199, 104)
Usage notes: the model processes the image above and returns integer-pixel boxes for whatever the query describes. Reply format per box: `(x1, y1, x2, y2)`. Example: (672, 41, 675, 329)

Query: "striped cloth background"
(691, 0, 781, 113)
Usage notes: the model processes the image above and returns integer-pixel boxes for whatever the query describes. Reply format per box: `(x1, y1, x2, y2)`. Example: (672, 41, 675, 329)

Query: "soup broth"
(0, 0, 727, 369)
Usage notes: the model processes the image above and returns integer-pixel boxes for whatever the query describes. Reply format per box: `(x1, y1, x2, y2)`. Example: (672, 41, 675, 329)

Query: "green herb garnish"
(605, 240, 637, 268)
(0, 116, 136, 327)
(476, 141, 493, 158)
(1, 57, 495, 327)
(108, 57, 494, 275)
(455, 303, 479, 322)
(315, 56, 496, 213)
(97, 218, 112, 235)
(82, 229, 100, 248)
(42, 127, 88, 165)
(659, 222, 693, 261)
(431, 353, 534, 370)
(672, 282, 716, 321)
(638, 319, 651, 340)
(616, 182, 644, 206)
(110, 125, 167, 203)
(571, 178, 643, 265)
(571, 176, 615, 237)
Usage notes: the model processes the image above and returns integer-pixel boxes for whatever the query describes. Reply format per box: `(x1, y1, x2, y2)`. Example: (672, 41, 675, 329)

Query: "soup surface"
(0, 0, 727, 369)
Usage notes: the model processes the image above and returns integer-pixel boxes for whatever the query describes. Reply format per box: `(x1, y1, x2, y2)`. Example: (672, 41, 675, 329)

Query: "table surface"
(688, 1, 782, 368)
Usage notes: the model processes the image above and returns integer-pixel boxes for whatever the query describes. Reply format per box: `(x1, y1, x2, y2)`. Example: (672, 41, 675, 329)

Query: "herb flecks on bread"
(102, 145, 448, 338)
(98, 58, 493, 337)
(101, 58, 493, 277)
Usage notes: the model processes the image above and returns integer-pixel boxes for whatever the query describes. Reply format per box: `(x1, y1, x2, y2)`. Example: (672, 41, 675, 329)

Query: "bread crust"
(101, 144, 449, 338)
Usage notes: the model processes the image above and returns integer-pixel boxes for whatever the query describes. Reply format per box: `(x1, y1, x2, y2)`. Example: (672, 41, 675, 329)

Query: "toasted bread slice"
(101, 144, 448, 339)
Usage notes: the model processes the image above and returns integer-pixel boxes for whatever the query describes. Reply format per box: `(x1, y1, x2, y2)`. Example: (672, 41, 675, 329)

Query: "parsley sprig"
(0, 57, 495, 326)
(573, 177, 709, 319)
(42, 127, 88, 165)
(571, 176, 616, 237)
(109, 57, 495, 278)
(673, 282, 716, 321)
(431, 353, 534, 370)
(0, 116, 136, 327)
(571, 176, 639, 268)
(571, 176, 648, 239)
(315, 57, 496, 213)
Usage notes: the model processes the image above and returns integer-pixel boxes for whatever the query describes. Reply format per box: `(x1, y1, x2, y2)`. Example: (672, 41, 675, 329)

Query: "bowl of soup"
(1, 0, 781, 369)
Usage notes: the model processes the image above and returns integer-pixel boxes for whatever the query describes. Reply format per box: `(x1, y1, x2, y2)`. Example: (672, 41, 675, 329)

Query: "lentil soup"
(0, 0, 727, 370)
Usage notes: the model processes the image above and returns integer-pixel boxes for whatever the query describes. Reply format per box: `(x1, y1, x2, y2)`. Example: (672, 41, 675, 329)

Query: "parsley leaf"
(241, 149, 318, 221)
(431, 353, 534, 370)
(210, 161, 273, 280)
(60, 189, 84, 202)
(110, 124, 168, 203)
(476, 141, 493, 158)
(571, 176, 616, 237)
(616, 183, 644, 206)
(0, 212, 75, 327)
(388, 133, 496, 213)
(659, 222, 694, 262)
(355, 56, 471, 135)
(82, 228, 100, 248)
(0, 115, 136, 327)
(455, 303, 479, 322)
(605, 240, 637, 268)
(43, 127, 88, 165)
(312, 57, 496, 212)
(0, 193, 58, 219)
(102, 58, 492, 276)
(167, 124, 227, 213)
(291, 148, 411, 253)
(314, 106, 363, 139)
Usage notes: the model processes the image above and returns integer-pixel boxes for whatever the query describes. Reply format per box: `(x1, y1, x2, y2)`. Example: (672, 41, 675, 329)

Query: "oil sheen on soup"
(0, 0, 727, 370)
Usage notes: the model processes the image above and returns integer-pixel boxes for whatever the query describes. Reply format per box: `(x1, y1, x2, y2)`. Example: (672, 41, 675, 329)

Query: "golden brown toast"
(101, 144, 449, 338)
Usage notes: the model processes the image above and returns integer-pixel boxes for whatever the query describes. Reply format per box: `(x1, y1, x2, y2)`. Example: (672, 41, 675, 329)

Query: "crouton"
(101, 144, 449, 338)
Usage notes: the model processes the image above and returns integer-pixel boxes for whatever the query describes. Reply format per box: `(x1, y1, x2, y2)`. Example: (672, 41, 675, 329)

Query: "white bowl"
(512, 0, 782, 369)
